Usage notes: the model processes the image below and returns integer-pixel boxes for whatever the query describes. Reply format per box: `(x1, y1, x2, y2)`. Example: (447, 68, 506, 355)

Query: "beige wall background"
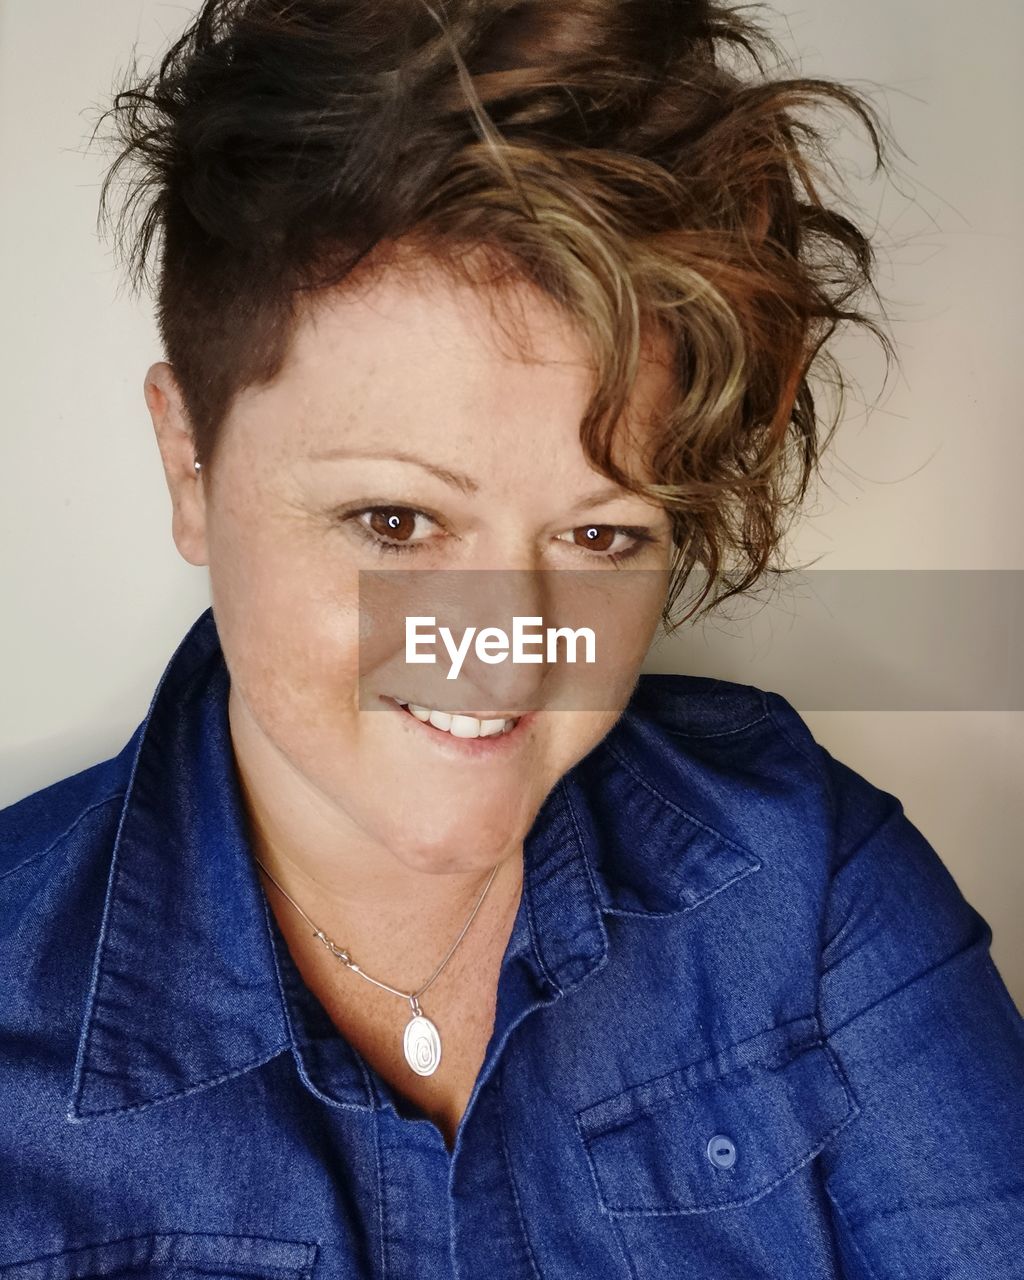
(1, 3, 1021, 1003)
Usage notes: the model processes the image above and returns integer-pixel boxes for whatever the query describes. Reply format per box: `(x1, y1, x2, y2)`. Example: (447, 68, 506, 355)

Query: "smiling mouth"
(387, 696, 520, 739)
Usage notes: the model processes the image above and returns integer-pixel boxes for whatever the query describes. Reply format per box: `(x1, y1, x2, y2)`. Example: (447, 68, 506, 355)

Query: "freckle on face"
(205, 259, 673, 875)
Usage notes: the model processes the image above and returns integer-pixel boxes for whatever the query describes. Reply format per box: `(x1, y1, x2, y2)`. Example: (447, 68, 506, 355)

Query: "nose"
(436, 563, 554, 713)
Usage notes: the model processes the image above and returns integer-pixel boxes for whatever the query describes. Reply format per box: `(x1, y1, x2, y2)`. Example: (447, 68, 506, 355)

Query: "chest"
(279, 904, 517, 1152)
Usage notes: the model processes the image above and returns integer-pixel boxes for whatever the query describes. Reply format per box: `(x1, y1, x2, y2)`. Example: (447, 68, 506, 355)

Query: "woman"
(1, 1, 1021, 1277)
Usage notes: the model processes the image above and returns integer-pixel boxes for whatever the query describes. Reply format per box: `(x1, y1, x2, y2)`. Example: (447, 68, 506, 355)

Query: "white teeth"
(451, 715, 482, 738)
(394, 698, 515, 738)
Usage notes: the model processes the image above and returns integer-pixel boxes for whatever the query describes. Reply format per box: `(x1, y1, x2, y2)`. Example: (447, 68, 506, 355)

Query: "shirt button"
(706, 1134, 737, 1169)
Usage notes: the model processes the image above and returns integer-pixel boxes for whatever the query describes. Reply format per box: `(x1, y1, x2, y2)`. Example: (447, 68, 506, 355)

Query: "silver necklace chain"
(253, 854, 501, 1076)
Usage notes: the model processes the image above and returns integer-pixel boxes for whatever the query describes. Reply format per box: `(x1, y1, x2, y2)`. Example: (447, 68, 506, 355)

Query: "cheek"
(210, 503, 358, 650)
(208, 506, 349, 615)
(223, 607, 364, 767)
(209, 536, 364, 746)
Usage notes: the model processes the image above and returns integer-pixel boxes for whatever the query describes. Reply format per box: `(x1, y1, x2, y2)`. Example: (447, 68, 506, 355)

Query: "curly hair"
(92, 0, 901, 629)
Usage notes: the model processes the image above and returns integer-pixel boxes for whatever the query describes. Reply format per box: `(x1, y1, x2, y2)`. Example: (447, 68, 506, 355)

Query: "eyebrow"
(309, 445, 479, 495)
(309, 445, 642, 512)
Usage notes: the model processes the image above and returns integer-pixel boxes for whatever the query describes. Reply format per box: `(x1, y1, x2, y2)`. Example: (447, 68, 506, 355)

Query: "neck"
(226, 684, 526, 981)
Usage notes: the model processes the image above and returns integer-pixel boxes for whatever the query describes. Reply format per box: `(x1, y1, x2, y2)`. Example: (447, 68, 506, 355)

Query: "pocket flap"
(575, 1021, 859, 1216)
(0, 1232, 319, 1280)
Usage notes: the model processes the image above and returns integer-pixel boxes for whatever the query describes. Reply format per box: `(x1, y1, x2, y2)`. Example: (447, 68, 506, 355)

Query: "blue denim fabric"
(2, 606, 1022, 1279)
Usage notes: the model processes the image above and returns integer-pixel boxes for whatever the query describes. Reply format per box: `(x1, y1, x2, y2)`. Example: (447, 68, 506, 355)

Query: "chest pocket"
(574, 1018, 860, 1216)
(0, 1232, 318, 1280)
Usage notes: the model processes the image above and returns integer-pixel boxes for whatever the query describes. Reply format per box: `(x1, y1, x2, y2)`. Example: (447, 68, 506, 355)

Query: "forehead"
(295, 261, 591, 392)
(226, 250, 676, 475)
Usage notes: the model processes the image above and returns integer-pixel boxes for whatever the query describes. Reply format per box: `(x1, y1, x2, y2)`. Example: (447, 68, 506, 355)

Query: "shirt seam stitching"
(651, 709, 771, 740)
(372, 1106, 387, 1280)
(761, 690, 830, 784)
(599, 738, 748, 852)
(824, 1181, 883, 1280)
(0, 790, 126, 884)
(496, 1059, 543, 1280)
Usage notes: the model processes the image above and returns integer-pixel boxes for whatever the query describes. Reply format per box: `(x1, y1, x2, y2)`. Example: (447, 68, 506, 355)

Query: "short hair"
(93, 0, 898, 628)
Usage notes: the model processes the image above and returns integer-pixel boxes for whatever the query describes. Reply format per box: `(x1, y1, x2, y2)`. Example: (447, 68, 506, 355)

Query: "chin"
(391, 845, 496, 877)
(382, 814, 519, 873)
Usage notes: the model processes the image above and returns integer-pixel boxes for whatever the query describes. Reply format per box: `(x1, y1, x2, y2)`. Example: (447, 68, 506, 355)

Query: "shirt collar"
(67, 608, 760, 1123)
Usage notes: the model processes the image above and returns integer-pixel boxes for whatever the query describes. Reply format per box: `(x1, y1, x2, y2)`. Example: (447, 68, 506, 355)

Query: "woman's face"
(150, 261, 676, 878)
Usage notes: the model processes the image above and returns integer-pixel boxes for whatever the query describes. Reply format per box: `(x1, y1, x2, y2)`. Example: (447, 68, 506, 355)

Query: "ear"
(144, 362, 209, 567)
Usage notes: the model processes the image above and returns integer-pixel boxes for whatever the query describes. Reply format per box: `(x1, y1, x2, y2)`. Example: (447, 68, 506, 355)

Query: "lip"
(379, 694, 536, 759)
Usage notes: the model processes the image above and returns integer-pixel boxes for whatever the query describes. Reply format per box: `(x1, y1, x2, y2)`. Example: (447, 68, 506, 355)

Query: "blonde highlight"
(93, 0, 903, 628)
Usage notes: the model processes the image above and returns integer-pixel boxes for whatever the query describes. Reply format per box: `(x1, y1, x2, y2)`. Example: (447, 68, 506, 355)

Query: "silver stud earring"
(194, 461, 202, 472)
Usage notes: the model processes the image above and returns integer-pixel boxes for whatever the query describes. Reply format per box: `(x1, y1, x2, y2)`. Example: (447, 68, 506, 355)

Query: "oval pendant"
(403, 1013, 442, 1076)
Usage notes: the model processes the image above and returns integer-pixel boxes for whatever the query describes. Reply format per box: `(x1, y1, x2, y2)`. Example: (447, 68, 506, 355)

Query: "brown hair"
(93, 0, 902, 629)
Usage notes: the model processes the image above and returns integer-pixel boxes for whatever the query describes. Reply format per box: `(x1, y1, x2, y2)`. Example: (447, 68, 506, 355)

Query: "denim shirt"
(1, 606, 1022, 1280)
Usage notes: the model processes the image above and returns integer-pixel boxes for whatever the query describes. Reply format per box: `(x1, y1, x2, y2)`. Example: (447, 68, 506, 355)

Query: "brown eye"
(367, 508, 418, 543)
(554, 524, 656, 563)
(574, 525, 616, 552)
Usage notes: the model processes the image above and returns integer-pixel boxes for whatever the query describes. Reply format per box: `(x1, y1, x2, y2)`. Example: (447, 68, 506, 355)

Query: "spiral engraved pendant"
(403, 1009, 442, 1076)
